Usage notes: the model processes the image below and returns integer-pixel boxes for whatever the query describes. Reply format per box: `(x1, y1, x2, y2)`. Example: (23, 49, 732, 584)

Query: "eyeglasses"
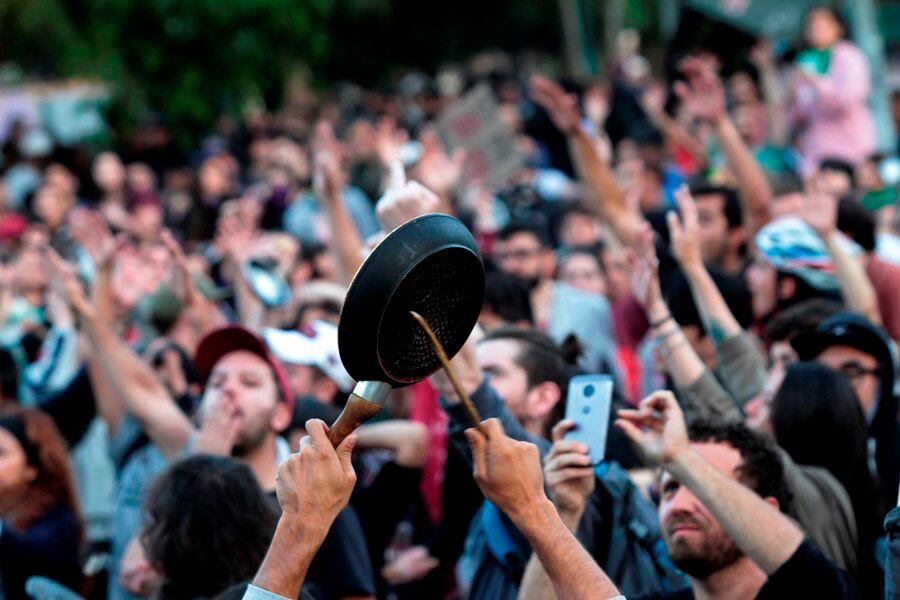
(838, 362, 880, 381)
(496, 248, 541, 262)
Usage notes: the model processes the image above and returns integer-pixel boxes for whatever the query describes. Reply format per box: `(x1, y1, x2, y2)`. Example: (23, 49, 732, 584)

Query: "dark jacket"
(0, 506, 83, 600)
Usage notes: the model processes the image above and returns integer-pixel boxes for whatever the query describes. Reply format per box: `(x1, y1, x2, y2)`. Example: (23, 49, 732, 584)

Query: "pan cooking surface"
(378, 247, 483, 382)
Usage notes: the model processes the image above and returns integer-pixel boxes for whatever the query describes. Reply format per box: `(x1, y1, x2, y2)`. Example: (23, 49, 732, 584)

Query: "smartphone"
(563, 374, 614, 465)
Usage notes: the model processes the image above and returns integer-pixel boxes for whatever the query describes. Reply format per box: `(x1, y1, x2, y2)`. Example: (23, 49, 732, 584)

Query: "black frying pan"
(327, 213, 484, 445)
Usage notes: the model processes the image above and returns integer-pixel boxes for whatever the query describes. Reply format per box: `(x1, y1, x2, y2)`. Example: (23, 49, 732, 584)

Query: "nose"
(664, 484, 700, 521)
(218, 375, 240, 399)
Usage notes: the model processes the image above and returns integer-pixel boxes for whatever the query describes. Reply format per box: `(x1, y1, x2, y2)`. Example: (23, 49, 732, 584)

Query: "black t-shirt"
(635, 541, 859, 600)
(266, 492, 375, 600)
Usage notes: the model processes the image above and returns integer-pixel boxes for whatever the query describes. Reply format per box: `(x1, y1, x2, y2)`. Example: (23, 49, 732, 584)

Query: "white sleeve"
(241, 584, 292, 600)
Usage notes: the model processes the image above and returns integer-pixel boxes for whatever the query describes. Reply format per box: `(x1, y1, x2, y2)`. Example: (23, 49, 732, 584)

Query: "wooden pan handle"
(327, 393, 383, 447)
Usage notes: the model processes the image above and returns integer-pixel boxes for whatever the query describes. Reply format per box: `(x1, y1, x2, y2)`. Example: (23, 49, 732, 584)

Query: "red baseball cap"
(194, 325, 294, 409)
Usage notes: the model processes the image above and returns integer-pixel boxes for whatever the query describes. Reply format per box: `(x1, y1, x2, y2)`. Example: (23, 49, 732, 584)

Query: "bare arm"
(313, 124, 364, 284)
(569, 130, 645, 247)
(84, 344, 127, 436)
(750, 41, 790, 147)
(670, 446, 803, 573)
(161, 229, 227, 343)
(628, 224, 706, 388)
(801, 188, 881, 324)
(251, 420, 357, 599)
(823, 231, 881, 324)
(617, 392, 804, 575)
(466, 419, 620, 600)
(530, 75, 644, 247)
(676, 57, 773, 235)
(50, 251, 195, 458)
(519, 421, 597, 600)
(516, 499, 619, 600)
(217, 219, 266, 330)
(82, 310, 195, 458)
(640, 83, 707, 163)
(714, 116, 773, 235)
(668, 186, 743, 342)
(251, 517, 327, 600)
(354, 420, 427, 468)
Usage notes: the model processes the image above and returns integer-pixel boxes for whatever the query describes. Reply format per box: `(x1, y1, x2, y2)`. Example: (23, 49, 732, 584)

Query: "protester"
(140, 455, 277, 599)
(0, 407, 84, 599)
(494, 221, 617, 373)
(617, 391, 859, 598)
(792, 5, 877, 175)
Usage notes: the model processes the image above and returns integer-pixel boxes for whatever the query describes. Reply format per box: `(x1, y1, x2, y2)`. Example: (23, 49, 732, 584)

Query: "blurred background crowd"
(3, 0, 900, 599)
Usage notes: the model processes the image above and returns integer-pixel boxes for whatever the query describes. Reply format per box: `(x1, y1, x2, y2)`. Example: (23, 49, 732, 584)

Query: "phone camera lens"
(582, 406, 591, 414)
(584, 384, 595, 397)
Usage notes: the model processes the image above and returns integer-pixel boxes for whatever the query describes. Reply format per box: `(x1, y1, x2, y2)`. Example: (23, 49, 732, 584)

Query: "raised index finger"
(390, 160, 406, 195)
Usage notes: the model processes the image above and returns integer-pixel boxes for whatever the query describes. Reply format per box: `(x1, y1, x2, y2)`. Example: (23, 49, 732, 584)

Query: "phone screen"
(563, 374, 613, 465)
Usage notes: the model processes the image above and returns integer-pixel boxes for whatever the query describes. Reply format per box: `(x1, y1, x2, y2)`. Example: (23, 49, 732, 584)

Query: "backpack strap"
(480, 501, 528, 569)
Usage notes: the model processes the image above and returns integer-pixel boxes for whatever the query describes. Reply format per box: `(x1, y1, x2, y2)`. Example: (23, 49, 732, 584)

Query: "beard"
(231, 419, 270, 457)
(508, 272, 541, 291)
(664, 520, 744, 579)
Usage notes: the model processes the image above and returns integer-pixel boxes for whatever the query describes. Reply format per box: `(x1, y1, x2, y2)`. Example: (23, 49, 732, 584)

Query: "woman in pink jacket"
(792, 6, 878, 176)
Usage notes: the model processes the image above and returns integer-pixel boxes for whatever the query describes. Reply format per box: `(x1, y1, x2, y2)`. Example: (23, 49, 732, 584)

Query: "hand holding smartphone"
(563, 374, 614, 465)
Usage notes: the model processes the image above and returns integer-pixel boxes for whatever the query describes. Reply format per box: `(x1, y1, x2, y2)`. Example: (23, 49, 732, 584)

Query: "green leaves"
(3, 0, 334, 149)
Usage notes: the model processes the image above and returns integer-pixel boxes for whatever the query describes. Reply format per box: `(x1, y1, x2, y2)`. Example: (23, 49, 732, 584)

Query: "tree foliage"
(1, 0, 560, 148)
(1, 0, 334, 147)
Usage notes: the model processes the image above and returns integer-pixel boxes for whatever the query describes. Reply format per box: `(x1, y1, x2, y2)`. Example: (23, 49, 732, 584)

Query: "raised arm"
(49, 251, 195, 459)
(668, 186, 743, 341)
(750, 40, 790, 147)
(313, 122, 365, 284)
(160, 229, 226, 343)
(466, 419, 621, 600)
(429, 328, 550, 452)
(518, 420, 597, 600)
(530, 75, 644, 247)
(249, 419, 357, 600)
(676, 57, 773, 235)
(617, 391, 804, 574)
(628, 225, 705, 388)
(628, 225, 740, 418)
(667, 186, 766, 403)
(801, 187, 881, 324)
(216, 216, 266, 329)
(375, 161, 440, 232)
(639, 82, 707, 163)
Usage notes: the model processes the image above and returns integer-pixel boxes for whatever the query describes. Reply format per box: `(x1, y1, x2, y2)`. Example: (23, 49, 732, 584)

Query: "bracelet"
(649, 314, 673, 329)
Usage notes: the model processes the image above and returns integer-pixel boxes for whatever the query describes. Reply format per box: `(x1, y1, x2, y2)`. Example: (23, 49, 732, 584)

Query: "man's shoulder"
(760, 541, 859, 599)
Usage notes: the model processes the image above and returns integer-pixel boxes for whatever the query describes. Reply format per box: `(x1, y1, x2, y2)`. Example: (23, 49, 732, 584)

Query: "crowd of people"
(3, 4, 900, 599)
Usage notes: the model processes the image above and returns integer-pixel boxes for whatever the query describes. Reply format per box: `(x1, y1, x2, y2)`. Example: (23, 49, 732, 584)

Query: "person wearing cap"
(53, 258, 377, 600)
(792, 312, 900, 509)
(747, 215, 850, 322)
(263, 321, 354, 409)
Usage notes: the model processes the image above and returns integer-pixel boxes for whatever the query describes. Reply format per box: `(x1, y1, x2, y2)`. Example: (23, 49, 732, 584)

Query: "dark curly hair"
(688, 419, 792, 513)
(142, 455, 277, 600)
